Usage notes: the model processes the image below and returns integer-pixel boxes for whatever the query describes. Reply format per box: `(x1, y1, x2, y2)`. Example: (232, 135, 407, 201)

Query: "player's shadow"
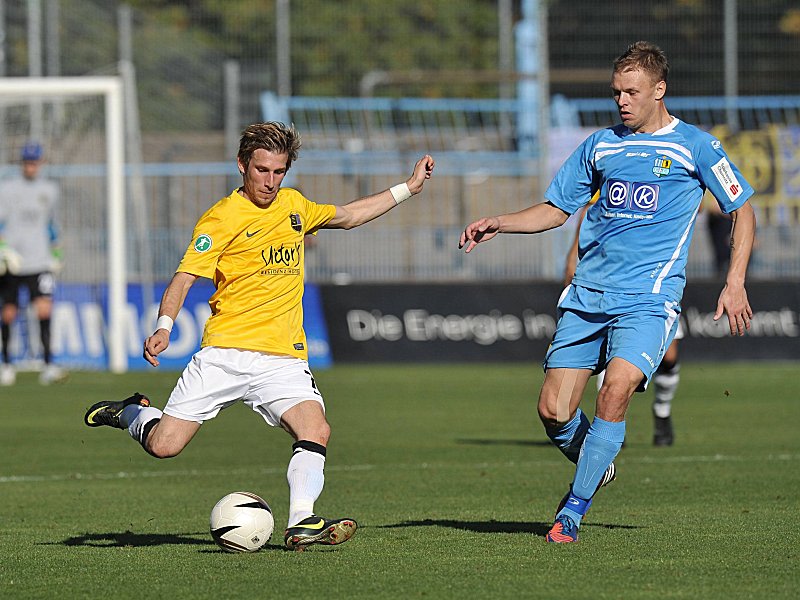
(198, 542, 291, 553)
(51, 532, 324, 553)
(51, 530, 210, 547)
(455, 438, 553, 447)
(377, 519, 640, 536)
(378, 519, 551, 536)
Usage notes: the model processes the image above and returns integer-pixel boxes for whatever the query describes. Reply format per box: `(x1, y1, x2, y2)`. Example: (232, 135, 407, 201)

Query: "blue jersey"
(546, 118, 753, 301)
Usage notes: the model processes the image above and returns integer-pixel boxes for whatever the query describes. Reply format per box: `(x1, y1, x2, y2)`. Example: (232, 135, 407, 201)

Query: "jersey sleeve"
(694, 134, 754, 214)
(300, 194, 337, 234)
(544, 131, 600, 215)
(176, 203, 235, 278)
(0, 186, 7, 230)
(48, 181, 60, 244)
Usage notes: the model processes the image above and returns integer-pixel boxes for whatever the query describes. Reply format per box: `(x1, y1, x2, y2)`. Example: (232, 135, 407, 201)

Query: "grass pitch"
(0, 362, 797, 599)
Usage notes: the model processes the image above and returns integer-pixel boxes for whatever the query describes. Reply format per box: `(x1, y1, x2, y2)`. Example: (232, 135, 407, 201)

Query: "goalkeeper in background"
(0, 142, 66, 386)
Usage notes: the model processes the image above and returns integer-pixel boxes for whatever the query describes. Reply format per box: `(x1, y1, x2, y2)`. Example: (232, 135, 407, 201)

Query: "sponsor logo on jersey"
(605, 179, 659, 213)
(710, 157, 743, 202)
(607, 179, 630, 208)
(260, 241, 302, 275)
(631, 183, 659, 211)
(245, 228, 262, 238)
(652, 156, 672, 177)
(290, 212, 303, 232)
(194, 234, 212, 253)
(711, 139, 721, 150)
(625, 151, 651, 157)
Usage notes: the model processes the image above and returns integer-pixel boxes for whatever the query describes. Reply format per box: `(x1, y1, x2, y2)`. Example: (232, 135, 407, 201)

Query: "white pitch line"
(0, 463, 375, 484)
(1, 453, 797, 485)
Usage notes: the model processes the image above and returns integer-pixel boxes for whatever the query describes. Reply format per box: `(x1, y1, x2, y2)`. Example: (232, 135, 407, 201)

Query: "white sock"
(653, 364, 680, 418)
(287, 443, 326, 527)
(121, 404, 163, 444)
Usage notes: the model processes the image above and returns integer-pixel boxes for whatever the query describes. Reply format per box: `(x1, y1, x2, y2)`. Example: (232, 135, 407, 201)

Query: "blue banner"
(7, 281, 332, 371)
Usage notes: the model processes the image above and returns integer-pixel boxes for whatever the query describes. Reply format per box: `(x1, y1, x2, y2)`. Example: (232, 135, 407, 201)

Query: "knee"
(309, 420, 331, 446)
(145, 436, 183, 459)
(293, 418, 331, 447)
(282, 401, 331, 445)
(2, 306, 17, 323)
(537, 392, 563, 429)
(595, 382, 632, 422)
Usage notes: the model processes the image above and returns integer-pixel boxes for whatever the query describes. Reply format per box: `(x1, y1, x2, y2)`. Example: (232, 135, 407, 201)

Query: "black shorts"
(0, 272, 55, 305)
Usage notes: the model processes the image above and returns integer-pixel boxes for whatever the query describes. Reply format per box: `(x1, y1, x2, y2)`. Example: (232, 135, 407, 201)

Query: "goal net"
(0, 77, 127, 373)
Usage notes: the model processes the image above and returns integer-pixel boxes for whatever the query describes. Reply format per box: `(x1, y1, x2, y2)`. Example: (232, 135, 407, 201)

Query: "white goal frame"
(0, 77, 127, 373)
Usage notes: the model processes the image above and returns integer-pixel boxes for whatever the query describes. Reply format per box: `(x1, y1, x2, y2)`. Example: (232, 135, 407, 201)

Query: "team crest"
(652, 156, 672, 177)
(289, 212, 303, 232)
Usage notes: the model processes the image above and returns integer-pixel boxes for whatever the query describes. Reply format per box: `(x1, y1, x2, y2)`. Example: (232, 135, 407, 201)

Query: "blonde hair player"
(85, 122, 434, 550)
(460, 41, 755, 543)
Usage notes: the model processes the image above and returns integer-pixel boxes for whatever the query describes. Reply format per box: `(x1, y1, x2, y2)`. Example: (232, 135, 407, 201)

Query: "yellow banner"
(710, 125, 800, 224)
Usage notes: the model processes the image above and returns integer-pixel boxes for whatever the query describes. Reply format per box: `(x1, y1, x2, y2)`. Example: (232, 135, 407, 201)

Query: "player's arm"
(324, 154, 434, 230)
(459, 201, 570, 254)
(713, 200, 756, 336)
(0, 215, 22, 275)
(143, 271, 199, 367)
(48, 218, 63, 273)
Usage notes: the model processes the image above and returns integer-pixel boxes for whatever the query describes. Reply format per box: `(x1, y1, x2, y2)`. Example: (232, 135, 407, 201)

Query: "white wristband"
(389, 182, 412, 204)
(156, 315, 174, 333)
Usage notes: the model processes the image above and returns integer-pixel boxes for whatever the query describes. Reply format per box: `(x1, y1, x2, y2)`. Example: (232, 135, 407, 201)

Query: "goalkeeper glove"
(50, 247, 63, 274)
(0, 241, 22, 275)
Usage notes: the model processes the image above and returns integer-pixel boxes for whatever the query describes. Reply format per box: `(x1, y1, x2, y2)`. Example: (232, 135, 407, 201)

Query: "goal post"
(0, 77, 127, 373)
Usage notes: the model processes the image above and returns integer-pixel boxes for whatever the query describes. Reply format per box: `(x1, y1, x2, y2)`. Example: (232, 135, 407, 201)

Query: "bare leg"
(142, 414, 202, 458)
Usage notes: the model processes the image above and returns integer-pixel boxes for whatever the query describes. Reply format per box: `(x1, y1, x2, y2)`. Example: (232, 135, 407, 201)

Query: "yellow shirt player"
(177, 187, 335, 360)
(84, 122, 435, 551)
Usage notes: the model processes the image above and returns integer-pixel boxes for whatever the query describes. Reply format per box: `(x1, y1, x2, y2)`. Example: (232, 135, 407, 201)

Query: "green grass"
(1, 363, 798, 599)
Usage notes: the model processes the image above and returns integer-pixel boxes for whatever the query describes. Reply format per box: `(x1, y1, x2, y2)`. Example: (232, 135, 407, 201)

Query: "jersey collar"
(622, 116, 680, 137)
(652, 116, 680, 135)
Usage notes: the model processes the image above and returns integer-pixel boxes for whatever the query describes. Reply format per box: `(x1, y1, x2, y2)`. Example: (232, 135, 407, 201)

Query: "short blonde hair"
(613, 41, 669, 84)
(238, 122, 302, 169)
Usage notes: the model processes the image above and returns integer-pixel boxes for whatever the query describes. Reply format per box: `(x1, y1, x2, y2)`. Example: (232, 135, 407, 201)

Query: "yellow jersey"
(177, 187, 336, 359)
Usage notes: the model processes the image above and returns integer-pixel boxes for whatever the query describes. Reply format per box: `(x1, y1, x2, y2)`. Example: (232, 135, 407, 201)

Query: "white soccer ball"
(210, 491, 275, 552)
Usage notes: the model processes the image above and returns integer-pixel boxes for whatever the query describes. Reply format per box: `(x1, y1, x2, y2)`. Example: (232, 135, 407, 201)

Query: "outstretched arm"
(324, 154, 435, 230)
(714, 201, 756, 336)
(143, 271, 199, 367)
(458, 202, 570, 254)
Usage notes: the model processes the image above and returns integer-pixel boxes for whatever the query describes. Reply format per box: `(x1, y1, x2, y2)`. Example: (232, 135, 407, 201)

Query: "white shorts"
(163, 347, 324, 427)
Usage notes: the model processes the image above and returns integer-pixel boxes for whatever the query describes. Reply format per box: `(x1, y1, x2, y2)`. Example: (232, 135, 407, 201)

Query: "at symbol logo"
(631, 183, 659, 212)
(607, 180, 629, 208)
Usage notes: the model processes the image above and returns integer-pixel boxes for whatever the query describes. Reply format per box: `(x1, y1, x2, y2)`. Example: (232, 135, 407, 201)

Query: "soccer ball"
(210, 491, 275, 552)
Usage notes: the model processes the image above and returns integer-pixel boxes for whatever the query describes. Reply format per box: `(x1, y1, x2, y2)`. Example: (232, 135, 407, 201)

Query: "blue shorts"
(544, 285, 681, 385)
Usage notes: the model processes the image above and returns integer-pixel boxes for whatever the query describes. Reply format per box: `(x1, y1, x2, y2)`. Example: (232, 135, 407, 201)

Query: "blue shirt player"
(459, 41, 756, 543)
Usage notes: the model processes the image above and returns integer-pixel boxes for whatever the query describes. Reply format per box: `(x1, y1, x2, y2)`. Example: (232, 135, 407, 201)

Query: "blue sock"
(556, 418, 625, 528)
(572, 417, 625, 503)
(546, 408, 590, 464)
(558, 494, 592, 527)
